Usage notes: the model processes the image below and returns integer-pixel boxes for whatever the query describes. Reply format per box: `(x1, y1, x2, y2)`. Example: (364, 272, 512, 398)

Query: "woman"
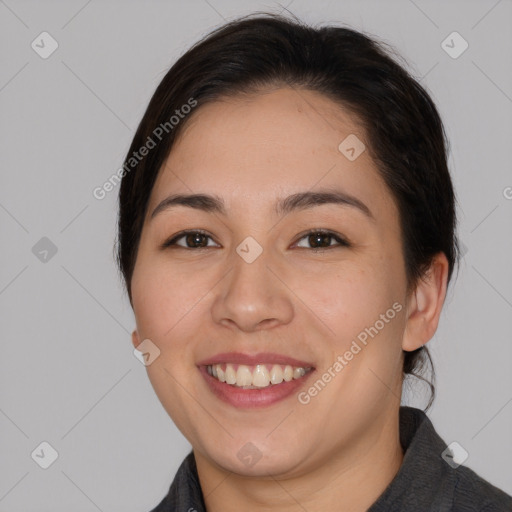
(116, 12, 512, 512)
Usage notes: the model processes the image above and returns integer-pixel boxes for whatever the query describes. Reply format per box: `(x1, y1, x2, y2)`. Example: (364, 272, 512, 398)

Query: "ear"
(131, 329, 140, 349)
(402, 252, 449, 352)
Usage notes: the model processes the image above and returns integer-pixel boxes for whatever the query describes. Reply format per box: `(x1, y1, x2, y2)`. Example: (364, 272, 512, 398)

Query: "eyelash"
(160, 229, 351, 251)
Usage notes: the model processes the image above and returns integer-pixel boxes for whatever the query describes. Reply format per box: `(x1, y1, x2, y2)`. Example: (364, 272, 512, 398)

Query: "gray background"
(1, 0, 511, 510)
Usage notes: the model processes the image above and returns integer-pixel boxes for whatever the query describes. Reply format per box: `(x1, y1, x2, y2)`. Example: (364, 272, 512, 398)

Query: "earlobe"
(131, 329, 140, 349)
(402, 253, 449, 352)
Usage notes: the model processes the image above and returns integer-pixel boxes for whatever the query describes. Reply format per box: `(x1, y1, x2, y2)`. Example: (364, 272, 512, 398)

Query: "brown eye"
(183, 232, 209, 248)
(162, 230, 218, 249)
(294, 230, 350, 250)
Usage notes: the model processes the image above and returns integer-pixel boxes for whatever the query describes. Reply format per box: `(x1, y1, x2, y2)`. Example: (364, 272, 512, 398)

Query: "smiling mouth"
(206, 363, 314, 389)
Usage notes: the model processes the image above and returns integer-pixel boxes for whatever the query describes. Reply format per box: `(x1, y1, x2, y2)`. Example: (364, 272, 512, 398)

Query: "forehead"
(148, 87, 393, 218)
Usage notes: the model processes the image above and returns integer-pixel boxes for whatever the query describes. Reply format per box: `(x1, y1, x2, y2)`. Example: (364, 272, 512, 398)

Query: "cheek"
(291, 260, 395, 340)
(293, 255, 406, 400)
(131, 256, 209, 340)
(131, 259, 205, 423)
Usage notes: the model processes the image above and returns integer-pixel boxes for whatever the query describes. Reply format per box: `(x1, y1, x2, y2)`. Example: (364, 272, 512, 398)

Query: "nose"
(210, 245, 295, 333)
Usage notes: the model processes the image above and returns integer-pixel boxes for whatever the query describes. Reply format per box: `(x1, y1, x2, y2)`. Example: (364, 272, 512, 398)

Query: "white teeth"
(293, 367, 306, 379)
(207, 363, 311, 388)
(225, 364, 236, 385)
(270, 364, 284, 384)
(236, 365, 253, 387)
(252, 365, 270, 387)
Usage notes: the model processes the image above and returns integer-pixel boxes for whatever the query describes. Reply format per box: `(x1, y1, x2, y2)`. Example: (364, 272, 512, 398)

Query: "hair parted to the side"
(115, 11, 460, 411)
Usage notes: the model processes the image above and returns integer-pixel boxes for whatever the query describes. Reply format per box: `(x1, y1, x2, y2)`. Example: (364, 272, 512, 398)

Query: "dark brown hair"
(115, 12, 460, 409)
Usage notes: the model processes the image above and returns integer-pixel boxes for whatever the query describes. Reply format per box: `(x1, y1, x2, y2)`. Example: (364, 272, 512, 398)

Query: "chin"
(200, 436, 309, 478)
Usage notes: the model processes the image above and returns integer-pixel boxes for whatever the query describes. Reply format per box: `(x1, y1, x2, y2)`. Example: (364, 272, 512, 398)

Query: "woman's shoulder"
(369, 407, 512, 511)
(450, 463, 512, 511)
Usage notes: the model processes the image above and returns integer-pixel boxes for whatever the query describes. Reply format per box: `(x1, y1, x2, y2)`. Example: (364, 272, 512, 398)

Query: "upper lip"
(197, 352, 315, 368)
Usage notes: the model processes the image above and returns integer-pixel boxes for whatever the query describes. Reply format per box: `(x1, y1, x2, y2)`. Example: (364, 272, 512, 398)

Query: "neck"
(195, 406, 404, 512)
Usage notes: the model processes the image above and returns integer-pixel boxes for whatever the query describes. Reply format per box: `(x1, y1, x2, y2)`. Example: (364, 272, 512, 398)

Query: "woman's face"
(131, 87, 410, 477)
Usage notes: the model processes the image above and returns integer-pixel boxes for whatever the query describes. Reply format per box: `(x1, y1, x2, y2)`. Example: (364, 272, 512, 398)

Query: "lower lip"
(198, 366, 315, 408)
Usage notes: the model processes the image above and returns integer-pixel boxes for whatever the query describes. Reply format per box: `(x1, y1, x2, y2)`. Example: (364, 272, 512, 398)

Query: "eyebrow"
(150, 189, 374, 221)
